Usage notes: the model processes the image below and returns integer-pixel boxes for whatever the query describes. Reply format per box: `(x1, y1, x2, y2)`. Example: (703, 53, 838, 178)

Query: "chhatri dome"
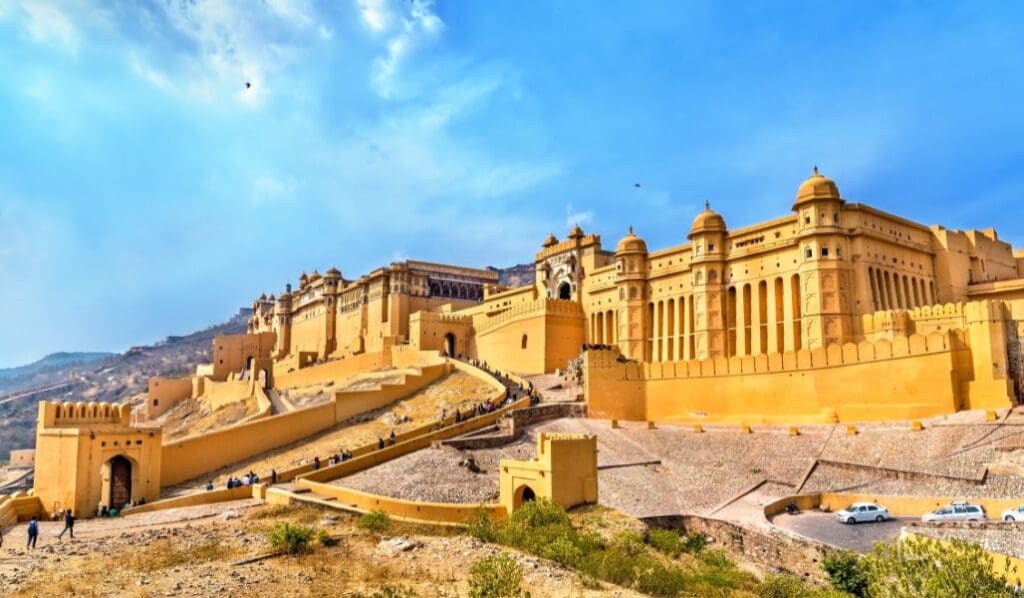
(793, 166, 842, 210)
(542, 233, 559, 248)
(688, 200, 727, 239)
(615, 226, 648, 254)
(567, 224, 584, 240)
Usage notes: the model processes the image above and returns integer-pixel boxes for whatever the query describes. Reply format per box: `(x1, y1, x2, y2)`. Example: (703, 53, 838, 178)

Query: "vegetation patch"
(358, 509, 393, 534)
(466, 499, 756, 596)
(468, 553, 525, 598)
(125, 539, 232, 572)
(268, 522, 315, 554)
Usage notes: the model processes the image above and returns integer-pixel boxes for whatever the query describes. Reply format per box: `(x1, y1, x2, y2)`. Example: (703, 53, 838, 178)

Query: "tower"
(793, 167, 854, 348)
(614, 227, 649, 360)
(688, 202, 728, 359)
(273, 285, 293, 360)
(323, 267, 342, 356)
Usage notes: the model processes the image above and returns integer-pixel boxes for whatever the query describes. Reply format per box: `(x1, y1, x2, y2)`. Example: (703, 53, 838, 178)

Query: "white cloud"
(564, 205, 595, 229)
(116, 1, 325, 108)
(18, 1, 79, 54)
(369, 0, 445, 99)
(129, 53, 175, 93)
(357, 0, 391, 32)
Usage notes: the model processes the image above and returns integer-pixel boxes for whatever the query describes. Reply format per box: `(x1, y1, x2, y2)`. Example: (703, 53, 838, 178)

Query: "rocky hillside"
(490, 263, 535, 288)
(0, 352, 116, 395)
(0, 312, 249, 458)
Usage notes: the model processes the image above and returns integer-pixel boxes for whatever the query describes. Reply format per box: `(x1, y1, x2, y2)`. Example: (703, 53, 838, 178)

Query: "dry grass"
(124, 538, 234, 572)
(12, 565, 106, 597)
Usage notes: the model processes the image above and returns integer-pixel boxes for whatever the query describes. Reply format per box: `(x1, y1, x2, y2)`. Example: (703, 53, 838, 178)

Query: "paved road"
(772, 511, 909, 553)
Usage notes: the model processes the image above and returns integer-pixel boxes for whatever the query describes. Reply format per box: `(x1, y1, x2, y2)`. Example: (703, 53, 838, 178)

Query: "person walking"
(26, 516, 39, 549)
(58, 510, 75, 540)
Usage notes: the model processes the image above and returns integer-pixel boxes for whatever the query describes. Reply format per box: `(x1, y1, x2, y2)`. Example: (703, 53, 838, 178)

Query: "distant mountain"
(490, 264, 535, 288)
(0, 352, 116, 383)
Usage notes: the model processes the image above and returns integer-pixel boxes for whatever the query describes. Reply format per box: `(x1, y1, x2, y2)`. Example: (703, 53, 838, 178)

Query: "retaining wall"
(0, 492, 43, 525)
(159, 357, 449, 487)
(764, 492, 1024, 521)
(128, 485, 256, 515)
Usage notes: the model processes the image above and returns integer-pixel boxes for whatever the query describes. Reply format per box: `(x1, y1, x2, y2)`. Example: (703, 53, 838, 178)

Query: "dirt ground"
(0, 500, 645, 598)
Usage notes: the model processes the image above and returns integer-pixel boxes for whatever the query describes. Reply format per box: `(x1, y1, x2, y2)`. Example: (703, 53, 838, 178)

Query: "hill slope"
(0, 352, 116, 393)
(0, 312, 249, 458)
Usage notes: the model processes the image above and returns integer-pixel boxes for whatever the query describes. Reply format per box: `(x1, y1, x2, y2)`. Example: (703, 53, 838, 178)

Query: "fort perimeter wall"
(159, 352, 448, 487)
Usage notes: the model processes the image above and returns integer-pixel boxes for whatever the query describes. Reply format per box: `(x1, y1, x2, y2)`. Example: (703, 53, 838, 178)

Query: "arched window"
(521, 334, 528, 349)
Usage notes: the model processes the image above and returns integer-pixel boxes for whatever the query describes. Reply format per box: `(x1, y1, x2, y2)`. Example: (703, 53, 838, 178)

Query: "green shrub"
(358, 509, 392, 534)
(317, 529, 340, 547)
(757, 573, 861, 598)
(681, 531, 707, 554)
(268, 522, 314, 554)
(582, 533, 686, 596)
(646, 528, 684, 557)
(757, 574, 810, 597)
(822, 550, 867, 597)
(474, 498, 755, 596)
(864, 536, 1016, 598)
(465, 508, 498, 543)
(698, 548, 733, 569)
(468, 553, 524, 598)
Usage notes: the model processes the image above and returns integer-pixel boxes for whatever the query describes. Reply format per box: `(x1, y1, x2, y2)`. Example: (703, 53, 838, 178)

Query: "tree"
(822, 550, 868, 597)
(864, 536, 1016, 598)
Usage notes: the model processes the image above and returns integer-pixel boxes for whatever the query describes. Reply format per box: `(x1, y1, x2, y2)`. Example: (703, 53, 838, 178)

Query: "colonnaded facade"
(250, 168, 1024, 423)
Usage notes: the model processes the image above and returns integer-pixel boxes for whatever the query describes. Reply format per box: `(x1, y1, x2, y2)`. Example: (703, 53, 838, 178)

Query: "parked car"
(1001, 505, 1024, 522)
(921, 501, 986, 523)
(835, 502, 890, 524)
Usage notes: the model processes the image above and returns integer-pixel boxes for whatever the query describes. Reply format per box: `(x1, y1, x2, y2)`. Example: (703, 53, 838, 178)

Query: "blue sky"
(1, 1, 1023, 367)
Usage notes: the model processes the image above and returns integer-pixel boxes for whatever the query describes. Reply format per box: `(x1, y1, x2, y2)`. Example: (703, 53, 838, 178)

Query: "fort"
(5, 168, 1024, 586)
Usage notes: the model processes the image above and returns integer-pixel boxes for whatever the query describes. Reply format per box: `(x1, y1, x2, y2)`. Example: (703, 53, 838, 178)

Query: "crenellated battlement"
(38, 400, 133, 428)
(413, 311, 473, 324)
(586, 329, 959, 380)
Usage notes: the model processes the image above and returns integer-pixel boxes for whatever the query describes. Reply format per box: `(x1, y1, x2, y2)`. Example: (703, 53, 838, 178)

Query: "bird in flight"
(245, 82, 252, 90)
(633, 182, 641, 188)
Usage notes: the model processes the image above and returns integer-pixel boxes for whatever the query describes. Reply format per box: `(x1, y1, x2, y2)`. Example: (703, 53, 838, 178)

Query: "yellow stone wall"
(33, 401, 162, 518)
(145, 377, 193, 418)
(499, 433, 598, 514)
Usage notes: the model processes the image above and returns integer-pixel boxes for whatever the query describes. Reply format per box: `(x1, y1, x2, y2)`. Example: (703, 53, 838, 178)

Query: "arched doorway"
(557, 282, 571, 300)
(513, 484, 537, 509)
(443, 333, 456, 357)
(109, 455, 132, 509)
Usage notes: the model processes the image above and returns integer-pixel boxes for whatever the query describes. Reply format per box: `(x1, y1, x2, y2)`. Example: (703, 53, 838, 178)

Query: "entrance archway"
(557, 282, 572, 300)
(443, 333, 456, 357)
(513, 484, 537, 509)
(109, 455, 132, 509)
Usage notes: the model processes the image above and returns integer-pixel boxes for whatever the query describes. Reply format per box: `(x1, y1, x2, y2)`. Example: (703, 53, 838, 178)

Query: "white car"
(1001, 505, 1024, 522)
(835, 502, 890, 524)
(921, 502, 986, 523)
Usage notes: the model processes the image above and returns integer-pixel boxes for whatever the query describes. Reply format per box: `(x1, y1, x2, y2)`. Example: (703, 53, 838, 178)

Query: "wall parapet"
(0, 491, 42, 525)
(586, 329, 957, 382)
(476, 298, 584, 337)
(38, 401, 134, 428)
